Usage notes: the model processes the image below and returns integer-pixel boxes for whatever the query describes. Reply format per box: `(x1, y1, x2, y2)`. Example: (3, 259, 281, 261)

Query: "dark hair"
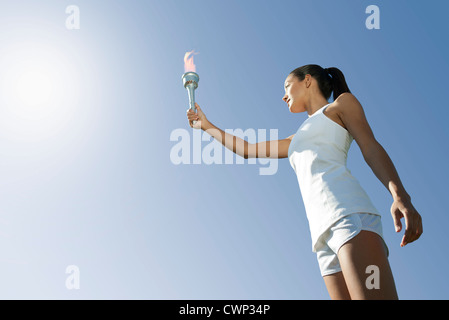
(289, 64, 351, 101)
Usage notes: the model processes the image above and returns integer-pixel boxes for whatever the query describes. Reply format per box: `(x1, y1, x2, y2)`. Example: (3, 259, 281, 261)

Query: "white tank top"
(288, 103, 380, 252)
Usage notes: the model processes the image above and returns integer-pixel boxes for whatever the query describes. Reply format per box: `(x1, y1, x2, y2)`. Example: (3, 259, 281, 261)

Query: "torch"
(182, 50, 199, 126)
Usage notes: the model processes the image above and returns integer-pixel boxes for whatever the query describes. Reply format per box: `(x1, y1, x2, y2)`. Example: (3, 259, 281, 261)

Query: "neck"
(306, 95, 330, 116)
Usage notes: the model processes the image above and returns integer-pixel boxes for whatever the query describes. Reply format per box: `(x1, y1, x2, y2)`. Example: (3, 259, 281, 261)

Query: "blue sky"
(0, 0, 448, 299)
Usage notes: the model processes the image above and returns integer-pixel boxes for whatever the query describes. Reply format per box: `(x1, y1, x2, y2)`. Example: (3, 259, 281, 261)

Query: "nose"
(282, 94, 288, 102)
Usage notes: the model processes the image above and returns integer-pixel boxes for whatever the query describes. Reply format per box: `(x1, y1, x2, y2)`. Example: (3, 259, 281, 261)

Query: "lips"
(287, 99, 291, 106)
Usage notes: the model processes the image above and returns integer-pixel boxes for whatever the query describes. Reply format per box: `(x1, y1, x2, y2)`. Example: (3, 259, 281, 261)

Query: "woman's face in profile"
(282, 74, 307, 113)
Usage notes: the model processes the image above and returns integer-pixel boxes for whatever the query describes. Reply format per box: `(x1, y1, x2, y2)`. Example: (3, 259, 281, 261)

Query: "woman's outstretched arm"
(187, 103, 293, 159)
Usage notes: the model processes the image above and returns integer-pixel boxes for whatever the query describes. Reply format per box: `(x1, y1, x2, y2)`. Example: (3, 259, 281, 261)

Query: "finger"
(419, 214, 423, 235)
(411, 212, 422, 243)
(187, 113, 199, 118)
(400, 215, 409, 247)
(401, 235, 407, 247)
(405, 213, 417, 244)
(411, 213, 421, 243)
(402, 215, 411, 246)
(392, 212, 402, 233)
(402, 211, 415, 246)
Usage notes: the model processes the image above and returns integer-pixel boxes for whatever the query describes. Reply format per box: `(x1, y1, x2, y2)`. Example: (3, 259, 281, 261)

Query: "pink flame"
(184, 50, 199, 73)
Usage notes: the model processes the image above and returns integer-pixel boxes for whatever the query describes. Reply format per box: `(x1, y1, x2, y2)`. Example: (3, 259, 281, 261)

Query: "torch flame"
(184, 50, 199, 73)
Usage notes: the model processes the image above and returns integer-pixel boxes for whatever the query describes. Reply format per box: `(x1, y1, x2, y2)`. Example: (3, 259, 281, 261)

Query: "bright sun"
(0, 41, 80, 137)
(4, 54, 65, 122)
(14, 67, 54, 108)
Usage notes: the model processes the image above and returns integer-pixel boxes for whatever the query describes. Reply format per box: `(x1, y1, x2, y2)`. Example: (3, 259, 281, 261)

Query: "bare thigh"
(323, 272, 351, 300)
(337, 230, 398, 300)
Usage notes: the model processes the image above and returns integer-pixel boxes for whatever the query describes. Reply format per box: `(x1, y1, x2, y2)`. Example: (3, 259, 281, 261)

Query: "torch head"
(182, 71, 199, 112)
(182, 71, 199, 90)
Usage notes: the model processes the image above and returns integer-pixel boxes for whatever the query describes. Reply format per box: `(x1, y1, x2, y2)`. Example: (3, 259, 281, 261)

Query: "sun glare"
(0, 41, 80, 138)
(14, 68, 54, 108)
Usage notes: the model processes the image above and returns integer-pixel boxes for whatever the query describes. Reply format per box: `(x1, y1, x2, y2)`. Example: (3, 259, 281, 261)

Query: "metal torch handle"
(190, 100, 197, 126)
(187, 86, 197, 126)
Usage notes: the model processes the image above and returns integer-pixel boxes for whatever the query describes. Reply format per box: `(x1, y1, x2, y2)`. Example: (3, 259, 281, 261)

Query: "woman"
(186, 64, 423, 300)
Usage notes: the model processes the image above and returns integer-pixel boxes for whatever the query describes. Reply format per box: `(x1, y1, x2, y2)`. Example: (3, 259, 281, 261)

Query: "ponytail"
(325, 67, 351, 101)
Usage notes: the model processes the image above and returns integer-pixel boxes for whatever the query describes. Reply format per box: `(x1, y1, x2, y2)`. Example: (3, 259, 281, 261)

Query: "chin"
(289, 106, 301, 113)
(290, 103, 303, 113)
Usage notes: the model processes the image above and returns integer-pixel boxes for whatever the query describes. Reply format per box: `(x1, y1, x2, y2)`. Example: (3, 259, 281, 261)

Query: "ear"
(305, 74, 312, 87)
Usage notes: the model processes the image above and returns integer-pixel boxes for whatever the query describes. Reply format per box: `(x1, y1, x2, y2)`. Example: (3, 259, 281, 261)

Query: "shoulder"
(330, 93, 379, 155)
(332, 92, 361, 113)
(336, 92, 357, 102)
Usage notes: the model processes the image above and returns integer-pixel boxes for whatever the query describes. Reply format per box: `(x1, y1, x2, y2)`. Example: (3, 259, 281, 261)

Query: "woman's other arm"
(336, 93, 423, 247)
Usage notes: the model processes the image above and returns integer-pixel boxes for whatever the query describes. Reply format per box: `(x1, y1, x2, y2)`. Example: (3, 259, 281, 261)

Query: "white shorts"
(315, 212, 389, 277)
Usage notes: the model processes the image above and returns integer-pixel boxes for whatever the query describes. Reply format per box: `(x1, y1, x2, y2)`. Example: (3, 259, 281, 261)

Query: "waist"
(289, 149, 349, 173)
